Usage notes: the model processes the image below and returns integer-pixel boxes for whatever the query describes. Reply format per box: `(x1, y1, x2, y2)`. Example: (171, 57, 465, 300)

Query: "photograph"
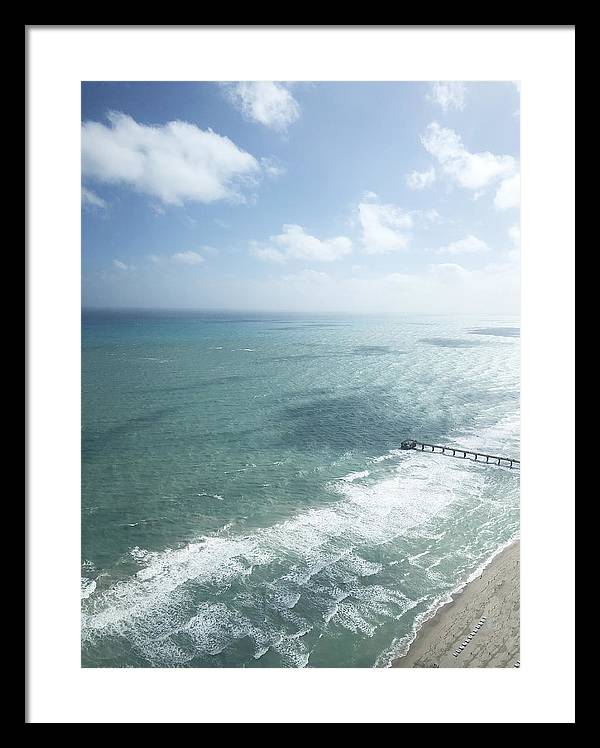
(80, 80, 521, 669)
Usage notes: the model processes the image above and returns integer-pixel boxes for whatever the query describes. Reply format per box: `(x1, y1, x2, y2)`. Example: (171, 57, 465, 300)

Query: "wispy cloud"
(113, 259, 132, 271)
(260, 157, 286, 179)
(172, 251, 205, 265)
(82, 187, 106, 210)
(222, 82, 300, 132)
(147, 247, 216, 265)
(429, 82, 466, 112)
(406, 166, 436, 190)
(82, 111, 261, 206)
(421, 122, 517, 192)
(251, 224, 352, 263)
(436, 234, 490, 255)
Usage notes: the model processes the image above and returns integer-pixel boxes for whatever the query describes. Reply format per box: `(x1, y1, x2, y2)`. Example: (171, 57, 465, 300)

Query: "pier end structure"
(400, 439, 417, 450)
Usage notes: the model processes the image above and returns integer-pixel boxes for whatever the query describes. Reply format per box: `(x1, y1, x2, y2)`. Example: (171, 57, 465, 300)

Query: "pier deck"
(400, 440, 520, 469)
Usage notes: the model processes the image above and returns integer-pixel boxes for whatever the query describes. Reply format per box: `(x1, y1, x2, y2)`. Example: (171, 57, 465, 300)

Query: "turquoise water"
(81, 311, 520, 668)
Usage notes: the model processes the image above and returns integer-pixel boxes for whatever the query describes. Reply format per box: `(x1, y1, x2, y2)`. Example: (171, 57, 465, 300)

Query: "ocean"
(81, 310, 520, 668)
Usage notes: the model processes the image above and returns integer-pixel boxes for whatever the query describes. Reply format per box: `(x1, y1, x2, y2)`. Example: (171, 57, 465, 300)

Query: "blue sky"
(82, 81, 520, 314)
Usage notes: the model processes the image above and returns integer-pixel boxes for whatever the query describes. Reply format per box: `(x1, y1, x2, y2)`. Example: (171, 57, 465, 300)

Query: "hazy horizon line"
(82, 305, 520, 318)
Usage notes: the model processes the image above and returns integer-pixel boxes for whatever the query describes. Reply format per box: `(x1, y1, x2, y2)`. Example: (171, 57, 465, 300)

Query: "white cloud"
(82, 111, 261, 206)
(251, 246, 286, 264)
(252, 224, 352, 263)
(172, 251, 205, 265)
(358, 200, 413, 254)
(421, 122, 517, 191)
(494, 173, 521, 210)
(260, 156, 286, 179)
(437, 234, 490, 255)
(146, 248, 216, 265)
(429, 82, 466, 112)
(406, 166, 436, 190)
(82, 187, 106, 209)
(113, 259, 131, 271)
(223, 82, 300, 132)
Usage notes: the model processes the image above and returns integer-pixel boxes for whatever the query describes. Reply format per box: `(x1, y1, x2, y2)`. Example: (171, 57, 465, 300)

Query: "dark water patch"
(419, 337, 484, 348)
(153, 375, 256, 393)
(267, 353, 341, 363)
(284, 386, 337, 399)
(352, 345, 407, 356)
(468, 327, 520, 338)
(276, 391, 453, 452)
(268, 348, 407, 363)
(82, 405, 187, 458)
(354, 345, 390, 354)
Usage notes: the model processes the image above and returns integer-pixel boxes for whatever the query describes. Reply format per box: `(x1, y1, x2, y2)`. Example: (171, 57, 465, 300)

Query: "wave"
(82, 448, 492, 666)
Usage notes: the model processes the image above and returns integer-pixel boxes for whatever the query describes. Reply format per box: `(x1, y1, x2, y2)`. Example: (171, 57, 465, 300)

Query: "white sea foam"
(129, 546, 150, 564)
(272, 632, 311, 668)
(341, 470, 370, 482)
(331, 584, 417, 639)
(469, 412, 520, 455)
(407, 550, 430, 565)
(371, 449, 403, 464)
(81, 578, 97, 600)
(82, 449, 491, 665)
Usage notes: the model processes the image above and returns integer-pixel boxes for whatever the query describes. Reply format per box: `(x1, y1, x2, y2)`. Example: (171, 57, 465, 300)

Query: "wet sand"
(393, 541, 520, 668)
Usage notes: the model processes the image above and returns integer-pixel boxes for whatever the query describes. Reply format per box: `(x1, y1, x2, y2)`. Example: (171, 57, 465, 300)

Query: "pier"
(400, 439, 520, 469)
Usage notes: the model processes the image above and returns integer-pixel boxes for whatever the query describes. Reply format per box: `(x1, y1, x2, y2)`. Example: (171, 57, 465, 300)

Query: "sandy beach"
(393, 541, 520, 668)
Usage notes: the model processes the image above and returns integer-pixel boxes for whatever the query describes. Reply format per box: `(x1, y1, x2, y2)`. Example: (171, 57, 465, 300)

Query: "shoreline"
(392, 540, 520, 668)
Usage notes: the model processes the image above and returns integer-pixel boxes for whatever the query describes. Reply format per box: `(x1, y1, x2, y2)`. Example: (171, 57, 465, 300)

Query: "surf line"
(400, 440, 520, 469)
